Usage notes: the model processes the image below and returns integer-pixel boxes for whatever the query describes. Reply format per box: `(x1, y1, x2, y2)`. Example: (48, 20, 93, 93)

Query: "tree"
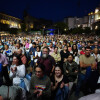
(21, 23, 26, 32)
(54, 22, 68, 34)
(83, 27, 91, 34)
(70, 27, 84, 34)
(0, 23, 9, 31)
(8, 28, 18, 34)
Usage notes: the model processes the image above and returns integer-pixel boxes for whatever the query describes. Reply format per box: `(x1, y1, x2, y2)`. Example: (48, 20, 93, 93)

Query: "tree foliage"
(69, 27, 91, 34)
(54, 22, 68, 34)
(8, 28, 18, 34)
(0, 23, 9, 31)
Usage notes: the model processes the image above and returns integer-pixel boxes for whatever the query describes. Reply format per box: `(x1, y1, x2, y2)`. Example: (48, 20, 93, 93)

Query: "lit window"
(18, 24, 21, 28)
(6, 21, 10, 24)
(30, 24, 33, 28)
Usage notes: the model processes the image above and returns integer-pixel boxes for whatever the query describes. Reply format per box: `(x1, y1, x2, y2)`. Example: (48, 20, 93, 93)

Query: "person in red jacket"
(80, 47, 85, 55)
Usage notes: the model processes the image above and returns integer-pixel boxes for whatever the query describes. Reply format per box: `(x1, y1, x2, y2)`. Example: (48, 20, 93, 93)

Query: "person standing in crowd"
(49, 42, 54, 55)
(76, 46, 97, 97)
(79, 42, 86, 51)
(17, 49, 27, 65)
(60, 45, 70, 64)
(0, 41, 4, 53)
(57, 42, 62, 53)
(63, 40, 67, 47)
(91, 48, 100, 62)
(80, 47, 85, 55)
(37, 46, 56, 76)
(29, 40, 32, 49)
(51, 47, 61, 64)
(0, 53, 11, 86)
(29, 64, 51, 100)
(34, 46, 42, 66)
(13, 43, 25, 54)
(25, 39, 30, 58)
(72, 44, 78, 57)
(67, 42, 72, 52)
(29, 42, 36, 71)
(91, 41, 100, 50)
(3, 45, 13, 63)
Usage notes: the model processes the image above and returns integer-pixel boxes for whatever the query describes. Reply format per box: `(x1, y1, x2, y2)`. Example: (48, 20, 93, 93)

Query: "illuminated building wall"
(64, 16, 88, 29)
(0, 13, 21, 29)
(88, 6, 100, 29)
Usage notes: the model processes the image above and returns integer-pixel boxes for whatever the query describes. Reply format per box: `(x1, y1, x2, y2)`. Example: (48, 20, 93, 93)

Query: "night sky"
(0, 0, 100, 22)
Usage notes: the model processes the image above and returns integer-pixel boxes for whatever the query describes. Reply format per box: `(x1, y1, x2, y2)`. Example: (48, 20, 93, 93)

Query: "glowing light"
(64, 28, 67, 31)
(78, 25, 80, 27)
(6, 21, 10, 24)
(48, 29, 55, 31)
(95, 9, 99, 13)
(49, 33, 54, 35)
(43, 26, 45, 28)
(95, 26, 98, 29)
(30, 24, 33, 28)
(91, 12, 93, 15)
(18, 24, 21, 28)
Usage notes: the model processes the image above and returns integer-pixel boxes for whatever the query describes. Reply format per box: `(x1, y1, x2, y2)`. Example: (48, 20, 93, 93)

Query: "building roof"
(0, 12, 21, 21)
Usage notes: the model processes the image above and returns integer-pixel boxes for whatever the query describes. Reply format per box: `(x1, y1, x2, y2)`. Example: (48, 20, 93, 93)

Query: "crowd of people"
(0, 34, 100, 100)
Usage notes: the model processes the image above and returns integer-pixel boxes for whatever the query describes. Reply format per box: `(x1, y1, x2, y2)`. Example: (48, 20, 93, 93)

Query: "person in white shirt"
(34, 46, 42, 65)
(9, 55, 29, 100)
(9, 55, 25, 86)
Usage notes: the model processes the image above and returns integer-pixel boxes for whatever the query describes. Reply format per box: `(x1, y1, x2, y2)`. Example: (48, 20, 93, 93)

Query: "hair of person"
(50, 42, 53, 44)
(35, 63, 45, 73)
(94, 41, 98, 43)
(85, 46, 91, 50)
(55, 64, 64, 74)
(93, 48, 98, 52)
(20, 43, 23, 47)
(13, 54, 22, 65)
(63, 40, 67, 44)
(42, 46, 50, 52)
(36, 45, 41, 50)
(32, 42, 36, 45)
(68, 53, 74, 58)
(87, 41, 90, 43)
(63, 45, 68, 51)
(67, 42, 71, 47)
(72, 44, 78, 51)
(16, 42, 20, 46)
(54, 46, 58, 49)
(4, 44, 9, 48)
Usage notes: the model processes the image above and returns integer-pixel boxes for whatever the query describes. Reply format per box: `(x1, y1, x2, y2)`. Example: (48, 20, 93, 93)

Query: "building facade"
(0, 13, 21, 29)
(64, 6, 100, 30)
(88, 6, 100, 29)
(64, 16, 88, 29)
